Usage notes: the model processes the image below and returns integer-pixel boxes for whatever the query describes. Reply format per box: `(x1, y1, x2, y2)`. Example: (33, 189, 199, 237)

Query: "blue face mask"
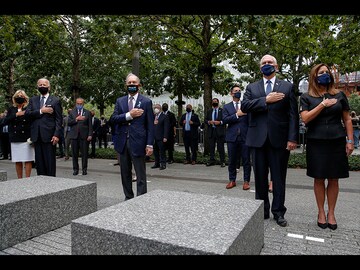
(76, 105, 83, 110)
(261, 64, 275, 76)
(127, 85, 139, 94)
(234, 92, 241, 99)
(317, 73, 331, 85)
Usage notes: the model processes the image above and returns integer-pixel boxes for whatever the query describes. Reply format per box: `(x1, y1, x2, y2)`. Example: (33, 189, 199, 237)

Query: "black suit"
(26, 94, 63, 176)
(242, 77, 299, 220)
(179, 111, 200, 162)
(153, 112, 169, 168)
(163, 110, 177, 162)
(90, 116, 100, 158)
(205, 106, 226, 164)
(67, 108, 93, 174)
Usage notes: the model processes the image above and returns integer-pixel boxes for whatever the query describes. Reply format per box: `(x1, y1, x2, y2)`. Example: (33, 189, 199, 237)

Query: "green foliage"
(348, 93, 360, 115)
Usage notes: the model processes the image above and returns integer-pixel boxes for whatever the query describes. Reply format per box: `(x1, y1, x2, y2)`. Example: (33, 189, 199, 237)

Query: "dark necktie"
(40, 96, 45, 107)
(128, 96, 134, 111)
(266, 80, 272, 95)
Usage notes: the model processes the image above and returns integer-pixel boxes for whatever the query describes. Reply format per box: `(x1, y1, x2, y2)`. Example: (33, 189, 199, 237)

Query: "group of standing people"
(0, 55, 355, 232)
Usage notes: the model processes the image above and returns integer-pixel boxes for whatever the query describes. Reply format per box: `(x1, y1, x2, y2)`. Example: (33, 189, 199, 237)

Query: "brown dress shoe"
(226, 181, 236, 189)
(191, 161, 196, 165)
(242, 181, 250, 190)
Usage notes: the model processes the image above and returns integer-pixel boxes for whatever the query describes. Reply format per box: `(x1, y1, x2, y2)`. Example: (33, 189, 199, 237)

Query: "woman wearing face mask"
(300, 63, 354, 230)
(3, 90, 35, 178)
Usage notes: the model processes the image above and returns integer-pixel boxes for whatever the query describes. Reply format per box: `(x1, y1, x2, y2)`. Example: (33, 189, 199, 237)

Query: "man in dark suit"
(110, 73, 154, 200)
(98, 114, 109, 148)
(241, 54, 299, 227)
(205, 98, 226, 167)
(25, 78, 63, 176)
(151, 103, 169, 170)
(90, 110, 100, 158)
(162, 103, 177, 164)
(179, 104, 201, 165)
(67, 98, 93, 176)
(222, 86, 251, 191)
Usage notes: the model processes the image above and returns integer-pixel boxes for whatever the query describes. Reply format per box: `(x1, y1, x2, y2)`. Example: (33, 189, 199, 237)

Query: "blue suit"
(241, 78, 299, 219)
(222, 101, 251, 183)
(110, 93, 154, 200)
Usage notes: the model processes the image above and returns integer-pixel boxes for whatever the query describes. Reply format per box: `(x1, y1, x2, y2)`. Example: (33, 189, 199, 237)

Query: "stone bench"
(0, 170, 6, 182)
(0, 175, 97, 250)
(72, 190, 264, 255)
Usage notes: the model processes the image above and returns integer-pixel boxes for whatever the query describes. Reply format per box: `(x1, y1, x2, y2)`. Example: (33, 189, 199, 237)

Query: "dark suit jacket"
(26, 94, 63, 143)
(179, 111, 201, 139)
(165, 110, 177, 137)
(241, 78, 299, 148)
(67, 108, 93, 140)
(222, 102, 248, 142)
(154, 112, 169, 141)
(3, 106, 32, 143)
(205, 107, 226, 138)
(92, 116, 101, 136)
(110, 94, 154, 157)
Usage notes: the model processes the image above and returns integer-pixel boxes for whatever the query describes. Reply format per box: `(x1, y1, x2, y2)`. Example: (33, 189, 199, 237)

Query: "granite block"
(0, 170, 6, 182)
(72, 190, 263, 255)
(0, 175, 97, 250)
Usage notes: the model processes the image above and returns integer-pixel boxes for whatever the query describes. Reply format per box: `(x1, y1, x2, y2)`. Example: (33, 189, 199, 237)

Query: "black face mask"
(212, 103, 218, 107)
(101, 117, 104, 120)
(38, 87, 49, 95)
(15, 97, 25, 104)
(186, 108, 191, 113)
(127, 85, 139, 94)
(162, 105, 168, 112)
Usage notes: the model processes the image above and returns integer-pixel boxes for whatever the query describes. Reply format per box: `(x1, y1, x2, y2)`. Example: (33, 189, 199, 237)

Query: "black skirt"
(306, 137, 349, 179)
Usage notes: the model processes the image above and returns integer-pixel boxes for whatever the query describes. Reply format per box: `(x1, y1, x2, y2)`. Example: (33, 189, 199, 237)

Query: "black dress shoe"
(206, 161, 216, 166)
(159, 165, 166, 170)
(275, 216, 288, 227)
(82, 170, 87, 175)
(151, 164, 160, 169)
(264, 213, 270, 220)
(220, 163, 226, 167)
(73, 171, 78, 176)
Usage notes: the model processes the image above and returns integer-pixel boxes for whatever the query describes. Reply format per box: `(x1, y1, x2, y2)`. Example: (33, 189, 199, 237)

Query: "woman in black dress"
(300, 63, 354, 230)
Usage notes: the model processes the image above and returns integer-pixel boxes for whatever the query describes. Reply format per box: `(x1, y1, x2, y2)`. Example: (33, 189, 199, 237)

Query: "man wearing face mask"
(161, 103, 177, 164)
(151, 103, 169, 170)
(26, 78, 63, 177)
(179, 104, 201, 165)
(222, 85, 251, 191)
(205, 97, 226, 167)
(241, 54, 299, 227)
(67, 97, 93, 176)
(110, 73, 154, 200)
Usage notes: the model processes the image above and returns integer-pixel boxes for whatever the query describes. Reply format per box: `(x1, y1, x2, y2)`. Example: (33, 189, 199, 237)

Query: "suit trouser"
(34, 140, 56, 176)
(208, 129, 225, 162)
(183, 131, 197, 161)
(119, 139, 147, 200)
(71, 137, 89, 172)
(227, 136, 250, 182)
(251, 138, 290, 219)
(154, 139, 166, 166)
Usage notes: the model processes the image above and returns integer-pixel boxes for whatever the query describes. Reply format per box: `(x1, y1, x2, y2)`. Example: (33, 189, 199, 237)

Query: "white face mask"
(154, 108, 160, 114)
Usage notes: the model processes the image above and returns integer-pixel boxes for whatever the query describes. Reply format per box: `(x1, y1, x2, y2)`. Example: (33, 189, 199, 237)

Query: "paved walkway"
(0, 150, 359, 255)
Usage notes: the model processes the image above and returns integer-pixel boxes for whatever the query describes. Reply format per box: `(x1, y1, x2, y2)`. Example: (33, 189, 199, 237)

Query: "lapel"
(258, 80, 266, 97)
(45, 95, 53, 106)
(134, 94, 142, 109)
(274, 78, 281, 91)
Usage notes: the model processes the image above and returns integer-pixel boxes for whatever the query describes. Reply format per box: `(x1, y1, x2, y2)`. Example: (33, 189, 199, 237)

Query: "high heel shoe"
(327, 213, 337, 230)
(317, 214, 327, 229)
(328, 223, 337, 230)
